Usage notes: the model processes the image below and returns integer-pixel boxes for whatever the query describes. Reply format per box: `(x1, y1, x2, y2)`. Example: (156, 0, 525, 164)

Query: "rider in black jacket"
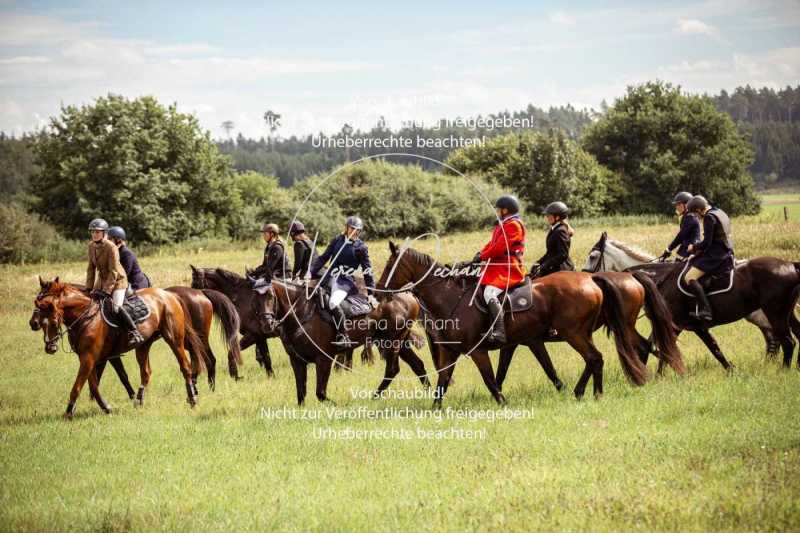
(251, 223, 290, 283)
(108, 226, 150, 290)
(660, 191, 700, 261)
(289, 221, 319, 279)
(532, 201, 575, 278)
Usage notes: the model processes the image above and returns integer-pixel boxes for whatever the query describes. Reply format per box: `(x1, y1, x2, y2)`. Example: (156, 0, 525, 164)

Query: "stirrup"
(129, 330, 144, 345)
(690, 306, 713, 322)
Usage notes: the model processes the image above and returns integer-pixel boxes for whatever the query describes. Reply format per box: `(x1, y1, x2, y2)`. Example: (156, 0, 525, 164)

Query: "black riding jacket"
(252, 239, 290, 281)
(667, 213, 701, 258)
(292, 238, 319, 278)
(536, 222, 575, 277)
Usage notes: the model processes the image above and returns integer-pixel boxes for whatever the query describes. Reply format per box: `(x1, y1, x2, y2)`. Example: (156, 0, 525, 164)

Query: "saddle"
(474, 277, 535, 314)
(677, 258, 736, 297)
(101, 293, 150, 328)
(317, 287, 373, 318)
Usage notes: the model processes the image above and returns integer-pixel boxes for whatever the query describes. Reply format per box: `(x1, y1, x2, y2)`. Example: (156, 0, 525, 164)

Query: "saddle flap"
(101, 294, 151, 328)
(475, 278, 534, 314)
(677, 259, 735, 297)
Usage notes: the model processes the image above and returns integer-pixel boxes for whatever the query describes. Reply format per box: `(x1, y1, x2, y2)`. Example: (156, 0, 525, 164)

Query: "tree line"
(0, 81, 772, 262)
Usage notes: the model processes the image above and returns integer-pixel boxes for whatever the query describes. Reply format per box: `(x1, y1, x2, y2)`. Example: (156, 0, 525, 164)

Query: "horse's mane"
(608, 239, 655, 262)
(210, 268, 250, 288)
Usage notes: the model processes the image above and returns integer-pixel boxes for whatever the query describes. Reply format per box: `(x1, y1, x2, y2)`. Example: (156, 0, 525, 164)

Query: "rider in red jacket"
(474, 195, 526, 343)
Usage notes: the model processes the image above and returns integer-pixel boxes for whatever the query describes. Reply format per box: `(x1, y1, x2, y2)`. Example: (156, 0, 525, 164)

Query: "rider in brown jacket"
(86, 218, 144, 344)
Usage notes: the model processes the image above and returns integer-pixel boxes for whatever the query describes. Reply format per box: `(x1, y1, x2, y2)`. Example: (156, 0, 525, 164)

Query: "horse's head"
(583, 232, 608, 273)
(34, 276, 68, 354)
(257, 280, 299, 334)
(377, 241, 433, 295)
(190, 265, 211, 290)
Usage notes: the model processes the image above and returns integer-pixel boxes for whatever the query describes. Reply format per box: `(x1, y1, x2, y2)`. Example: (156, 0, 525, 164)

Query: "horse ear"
(601, 231, 607, 239)
(53, 276, 59, 285)
(190, 264, 197, 273)
(389, 241, 397, 254)
(38, 275, 45, 288)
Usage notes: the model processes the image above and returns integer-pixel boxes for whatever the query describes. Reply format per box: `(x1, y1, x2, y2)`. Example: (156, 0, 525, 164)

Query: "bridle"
(261, 279, 305, 330)
(35, 294, 99, 354)
(584, 236, 607, 273)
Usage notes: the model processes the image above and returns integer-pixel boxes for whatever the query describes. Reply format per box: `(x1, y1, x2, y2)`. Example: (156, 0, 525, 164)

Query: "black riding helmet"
(289, 221, 306, 236)
(672, 191, 693, 204)
(88, 218, 109, 232)
(686, 195, 710, 213)
(345, 216, 364, 231)
(108, 226, 126, 240)
(494, 195, 520, 214)
(543, 201, 569, 218)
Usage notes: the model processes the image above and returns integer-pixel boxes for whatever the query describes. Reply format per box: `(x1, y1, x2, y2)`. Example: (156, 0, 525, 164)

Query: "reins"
(44, 298, 100, 354)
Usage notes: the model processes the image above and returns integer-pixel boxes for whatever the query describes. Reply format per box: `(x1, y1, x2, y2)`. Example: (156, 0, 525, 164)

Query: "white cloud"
(548, 11, 575, 26)
(676, 18, 719, 37)
(0, 56, 50, 65)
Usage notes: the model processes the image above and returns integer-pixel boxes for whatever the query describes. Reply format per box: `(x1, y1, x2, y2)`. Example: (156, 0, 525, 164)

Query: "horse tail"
(174, 297, 208, 376)
(631, 270, 686, 376)
(592, 274, 650, 386)
(202, 289, 243, 365)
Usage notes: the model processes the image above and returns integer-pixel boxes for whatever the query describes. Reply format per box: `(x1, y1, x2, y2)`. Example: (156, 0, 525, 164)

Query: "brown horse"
(377, 242, 655, 405)
(190, 266, 375, 379)
(261, 278, 430, 404)
(31, 284, 241, 393)
(494, 270, 685, 392)
(34, 277, 208, 418)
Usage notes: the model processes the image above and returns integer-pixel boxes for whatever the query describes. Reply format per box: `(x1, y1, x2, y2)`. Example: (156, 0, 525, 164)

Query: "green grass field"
(2, 209, 800, 531)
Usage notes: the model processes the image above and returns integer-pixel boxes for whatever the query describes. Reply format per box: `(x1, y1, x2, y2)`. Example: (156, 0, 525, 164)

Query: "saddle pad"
(101, 294, 151, 328)
(677, 260, 735, 298)
(475, 277, 534, 314)
(340, 294, 373, 318)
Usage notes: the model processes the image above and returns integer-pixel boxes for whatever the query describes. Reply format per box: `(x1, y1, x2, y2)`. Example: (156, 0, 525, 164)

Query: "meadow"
(1, 204, 799, 531)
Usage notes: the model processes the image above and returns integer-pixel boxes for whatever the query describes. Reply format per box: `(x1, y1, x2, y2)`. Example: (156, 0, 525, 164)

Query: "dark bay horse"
(34, 277, 209, 418)
(31, 285, 241, 393)
(494, 270, 685, 393)
(261, 278, 430, 404)
(377, 242, 655, 405)
(585, 233, 800, 369)
(190, 266, 375, 379)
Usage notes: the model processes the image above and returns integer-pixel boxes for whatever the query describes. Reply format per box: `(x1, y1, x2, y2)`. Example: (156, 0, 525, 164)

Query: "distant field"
(1, 214, 799, 530)
(761, 192, 800, 221)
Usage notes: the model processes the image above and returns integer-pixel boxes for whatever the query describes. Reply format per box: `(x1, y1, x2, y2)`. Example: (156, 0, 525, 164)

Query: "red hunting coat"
(478, 215, 526, 288)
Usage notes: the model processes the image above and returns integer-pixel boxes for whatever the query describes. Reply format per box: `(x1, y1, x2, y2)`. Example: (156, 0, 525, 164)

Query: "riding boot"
(688, 280, 713, 322)
(486, 298, 507, 343)
(118, 306, 144, 345)
(331, 306, 353, 347)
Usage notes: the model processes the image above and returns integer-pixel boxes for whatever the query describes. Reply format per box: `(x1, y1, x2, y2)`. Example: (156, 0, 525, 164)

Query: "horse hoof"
(103, 407, 113, 415)
(63, 412, 74, 421)
(266, 371, 275, 378)
(555, 381, 565, 392)
(133, 399, 143, 408)
(496, 393, 507, 405)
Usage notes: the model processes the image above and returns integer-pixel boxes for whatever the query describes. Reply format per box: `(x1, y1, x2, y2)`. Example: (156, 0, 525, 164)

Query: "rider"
(251, 222, 290, 285)
(86, 218, 144, 345)
(473, 195, 526, 343)
(108, 226, 151, 290)
(684, 195, 735, 322)
(660, 191, 700, 262)
(310, 215, 377, 347)
(532, 201, 575, 278)
(289, 220, 319, 279)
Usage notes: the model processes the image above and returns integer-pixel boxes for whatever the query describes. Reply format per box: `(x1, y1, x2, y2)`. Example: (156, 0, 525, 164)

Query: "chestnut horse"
(31, 285, 242, 394)
(261, 278, 430, 404)
(34, 277, 208, 418)
(377, 242, 655, 405)
(494, 270, 685, 392)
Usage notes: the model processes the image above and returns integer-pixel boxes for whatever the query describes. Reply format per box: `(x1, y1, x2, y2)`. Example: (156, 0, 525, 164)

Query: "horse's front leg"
(65, 354, 98, 419)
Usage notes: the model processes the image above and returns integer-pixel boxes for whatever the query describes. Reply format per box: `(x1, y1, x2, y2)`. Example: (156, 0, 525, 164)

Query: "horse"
(30, 284, 241, 393)
(377, 242, 659, 405)
(34, 277, 209, 418)
(261, 278, 430, 404)
(584, 232, 800, 369)
(190, 266, 375, 379)
(494, 269, 685, 392)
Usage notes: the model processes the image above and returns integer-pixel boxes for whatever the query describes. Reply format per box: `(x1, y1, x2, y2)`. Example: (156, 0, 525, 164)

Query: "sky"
(0, 0, 799, 138)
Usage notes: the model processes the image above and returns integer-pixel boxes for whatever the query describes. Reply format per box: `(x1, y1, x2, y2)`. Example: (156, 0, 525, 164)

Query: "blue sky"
(1, 0, 798, 137)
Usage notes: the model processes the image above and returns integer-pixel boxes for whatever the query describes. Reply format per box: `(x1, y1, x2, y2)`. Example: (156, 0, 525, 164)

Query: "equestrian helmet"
(543, 201, 570, 217)
(494, 195, 520, 214)
(686, 195, 710, 213)
(108, 226, 126, 240)
(88, 218, 109, 232)
(672, 191, 693, 204)
(345, 216, 364, 230)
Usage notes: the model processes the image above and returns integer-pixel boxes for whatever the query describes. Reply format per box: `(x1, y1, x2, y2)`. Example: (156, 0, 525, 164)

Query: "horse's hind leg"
(163, 330, 198, 407)
(528, 340, 565, 392)
(109, 357, 136, 399)
(746, 310, 780, 358)
(432, 349, 457, 408)
(374, 349, 400, 397)
(315, 355, 334, 403)
(88, 370, 112, 414)
(564, 334, 604, 399)
(761, 305, 796, 368)
(134, 342, 154, 406)
(201, 336, 217, 391)
(694, 328, 735, 371)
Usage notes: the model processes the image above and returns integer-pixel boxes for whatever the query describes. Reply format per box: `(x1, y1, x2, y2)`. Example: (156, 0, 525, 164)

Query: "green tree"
(32, 94, 237, 243)
(582, 81, 759, 215)
(447, 131, 612, 217)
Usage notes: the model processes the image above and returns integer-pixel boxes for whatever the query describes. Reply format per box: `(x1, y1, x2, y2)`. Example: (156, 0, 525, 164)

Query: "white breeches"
(483, 285, 503, 303)
(112, 288, 126, 312)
